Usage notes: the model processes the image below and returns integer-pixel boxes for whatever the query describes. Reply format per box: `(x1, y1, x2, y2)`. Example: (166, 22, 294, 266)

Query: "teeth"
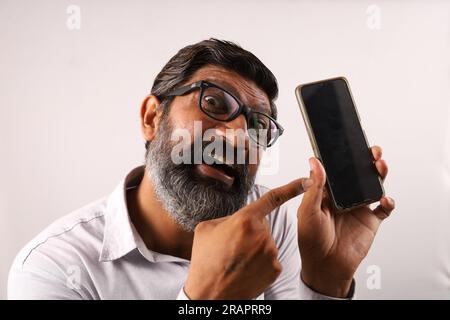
(213, 153, 233, 166)
(206, 150, 234, 166)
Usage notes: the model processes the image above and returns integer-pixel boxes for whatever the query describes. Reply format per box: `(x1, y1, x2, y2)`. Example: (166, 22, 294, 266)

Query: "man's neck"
(127, 170, 194, 260)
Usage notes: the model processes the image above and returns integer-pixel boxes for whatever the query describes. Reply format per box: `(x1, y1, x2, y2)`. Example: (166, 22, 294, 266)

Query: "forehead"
(186, 65, 271, 114)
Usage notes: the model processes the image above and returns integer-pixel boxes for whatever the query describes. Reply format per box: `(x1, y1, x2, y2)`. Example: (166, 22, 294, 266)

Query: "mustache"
(189, 139, 249, 168)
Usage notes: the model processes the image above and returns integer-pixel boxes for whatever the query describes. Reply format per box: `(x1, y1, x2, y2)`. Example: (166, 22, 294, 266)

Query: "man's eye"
(252, 118, 268, 130)
(202, 95, 228, 114)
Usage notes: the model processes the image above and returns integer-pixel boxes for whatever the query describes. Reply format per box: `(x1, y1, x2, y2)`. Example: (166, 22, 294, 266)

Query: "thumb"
(300, 157, 327, 213)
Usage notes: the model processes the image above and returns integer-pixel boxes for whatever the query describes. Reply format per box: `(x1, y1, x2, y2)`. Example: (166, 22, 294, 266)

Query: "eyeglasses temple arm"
(166, 81, 203, 97)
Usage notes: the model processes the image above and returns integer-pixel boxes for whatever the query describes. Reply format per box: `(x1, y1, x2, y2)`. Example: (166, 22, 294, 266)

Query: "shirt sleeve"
(299, 277, 356, 300)
(176, 287, 190, 300)
(8, 246, 88, 300)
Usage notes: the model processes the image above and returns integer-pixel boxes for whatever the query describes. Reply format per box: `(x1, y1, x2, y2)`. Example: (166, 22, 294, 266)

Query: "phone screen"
(299, 78, 383, 209)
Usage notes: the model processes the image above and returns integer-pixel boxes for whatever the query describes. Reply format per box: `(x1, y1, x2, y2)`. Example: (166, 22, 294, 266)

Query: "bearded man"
(8, 39, 394, 300)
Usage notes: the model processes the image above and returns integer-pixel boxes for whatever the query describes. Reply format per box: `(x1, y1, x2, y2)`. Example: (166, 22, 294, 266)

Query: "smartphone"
(295, 77, 384, 211)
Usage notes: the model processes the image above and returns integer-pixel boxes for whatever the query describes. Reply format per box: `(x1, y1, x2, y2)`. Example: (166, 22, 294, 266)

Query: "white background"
(1, 0, 449, 299)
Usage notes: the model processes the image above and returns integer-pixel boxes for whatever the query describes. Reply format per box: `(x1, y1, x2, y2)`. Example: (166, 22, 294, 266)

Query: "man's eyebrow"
(203, 77, 271, 115)
(250, 103, 271, 115)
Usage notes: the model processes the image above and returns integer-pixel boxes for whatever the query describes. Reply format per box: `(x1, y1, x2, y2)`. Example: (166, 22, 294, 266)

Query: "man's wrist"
(300, 269, 354, 298)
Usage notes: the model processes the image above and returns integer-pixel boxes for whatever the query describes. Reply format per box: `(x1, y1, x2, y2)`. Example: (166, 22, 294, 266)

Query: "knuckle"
(264, 241, 279, 260)
(258, 236, 277, 255)
(271, 260, 282, 279)
(268, 246, 279, 260)
(266, 190, 285, 208)
(238, 215, 256, 232)
(194, 221, 207, 233)
(378, 159, 387, 169)
(252, 232, 267, 250)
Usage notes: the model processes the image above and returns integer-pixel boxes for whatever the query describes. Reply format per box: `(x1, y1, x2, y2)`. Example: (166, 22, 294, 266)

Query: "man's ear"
(140, 95, 163, 143)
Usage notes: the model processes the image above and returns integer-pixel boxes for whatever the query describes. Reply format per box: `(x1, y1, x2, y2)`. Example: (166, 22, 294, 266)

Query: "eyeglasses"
(165, 80, 284, 147)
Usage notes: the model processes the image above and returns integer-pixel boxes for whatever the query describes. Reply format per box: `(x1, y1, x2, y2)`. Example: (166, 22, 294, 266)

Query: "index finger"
(238, 178, 311, 220)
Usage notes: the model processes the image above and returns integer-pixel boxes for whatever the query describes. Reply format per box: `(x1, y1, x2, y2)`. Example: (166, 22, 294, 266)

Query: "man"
(8, 39, 394, 299)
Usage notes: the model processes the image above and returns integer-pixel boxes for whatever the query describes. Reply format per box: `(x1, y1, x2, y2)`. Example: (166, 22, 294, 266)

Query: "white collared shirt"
(8, 166, 349, 300)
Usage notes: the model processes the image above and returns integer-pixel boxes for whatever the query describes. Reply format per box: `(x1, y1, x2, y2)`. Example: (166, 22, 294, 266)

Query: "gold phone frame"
(295, 76, 384, 211)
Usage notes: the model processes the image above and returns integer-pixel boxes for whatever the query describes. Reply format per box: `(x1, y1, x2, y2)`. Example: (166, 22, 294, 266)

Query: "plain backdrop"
(1, 0, 449, 299)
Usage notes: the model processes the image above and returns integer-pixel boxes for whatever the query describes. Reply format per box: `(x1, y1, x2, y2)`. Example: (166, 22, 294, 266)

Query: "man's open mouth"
(195, 152, 239, 188)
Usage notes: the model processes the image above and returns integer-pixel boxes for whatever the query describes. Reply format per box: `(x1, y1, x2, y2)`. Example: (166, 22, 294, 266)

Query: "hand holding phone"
(293, 77, 395, 298)
(295, 77, 384, 211)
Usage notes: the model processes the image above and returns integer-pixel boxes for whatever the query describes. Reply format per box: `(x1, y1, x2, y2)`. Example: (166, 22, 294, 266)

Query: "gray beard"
(145, 116, 256, 232)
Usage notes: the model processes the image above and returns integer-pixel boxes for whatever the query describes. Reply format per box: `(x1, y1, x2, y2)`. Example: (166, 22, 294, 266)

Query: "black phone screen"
(300, 78, 383, 209)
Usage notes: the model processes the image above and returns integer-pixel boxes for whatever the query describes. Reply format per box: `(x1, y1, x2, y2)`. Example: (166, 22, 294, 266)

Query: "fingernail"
(309, 158, 315, 171)
(387, 197, 395, 206)
(302, 178, 313, 191)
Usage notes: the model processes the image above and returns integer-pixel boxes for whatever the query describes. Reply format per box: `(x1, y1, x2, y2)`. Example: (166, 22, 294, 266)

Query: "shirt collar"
(99, 165, 188, 264)
(99, 166, 143, 262)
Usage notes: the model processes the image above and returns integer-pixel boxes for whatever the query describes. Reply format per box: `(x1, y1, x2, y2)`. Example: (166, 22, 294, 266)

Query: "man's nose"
(212, 114, 249, 149)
